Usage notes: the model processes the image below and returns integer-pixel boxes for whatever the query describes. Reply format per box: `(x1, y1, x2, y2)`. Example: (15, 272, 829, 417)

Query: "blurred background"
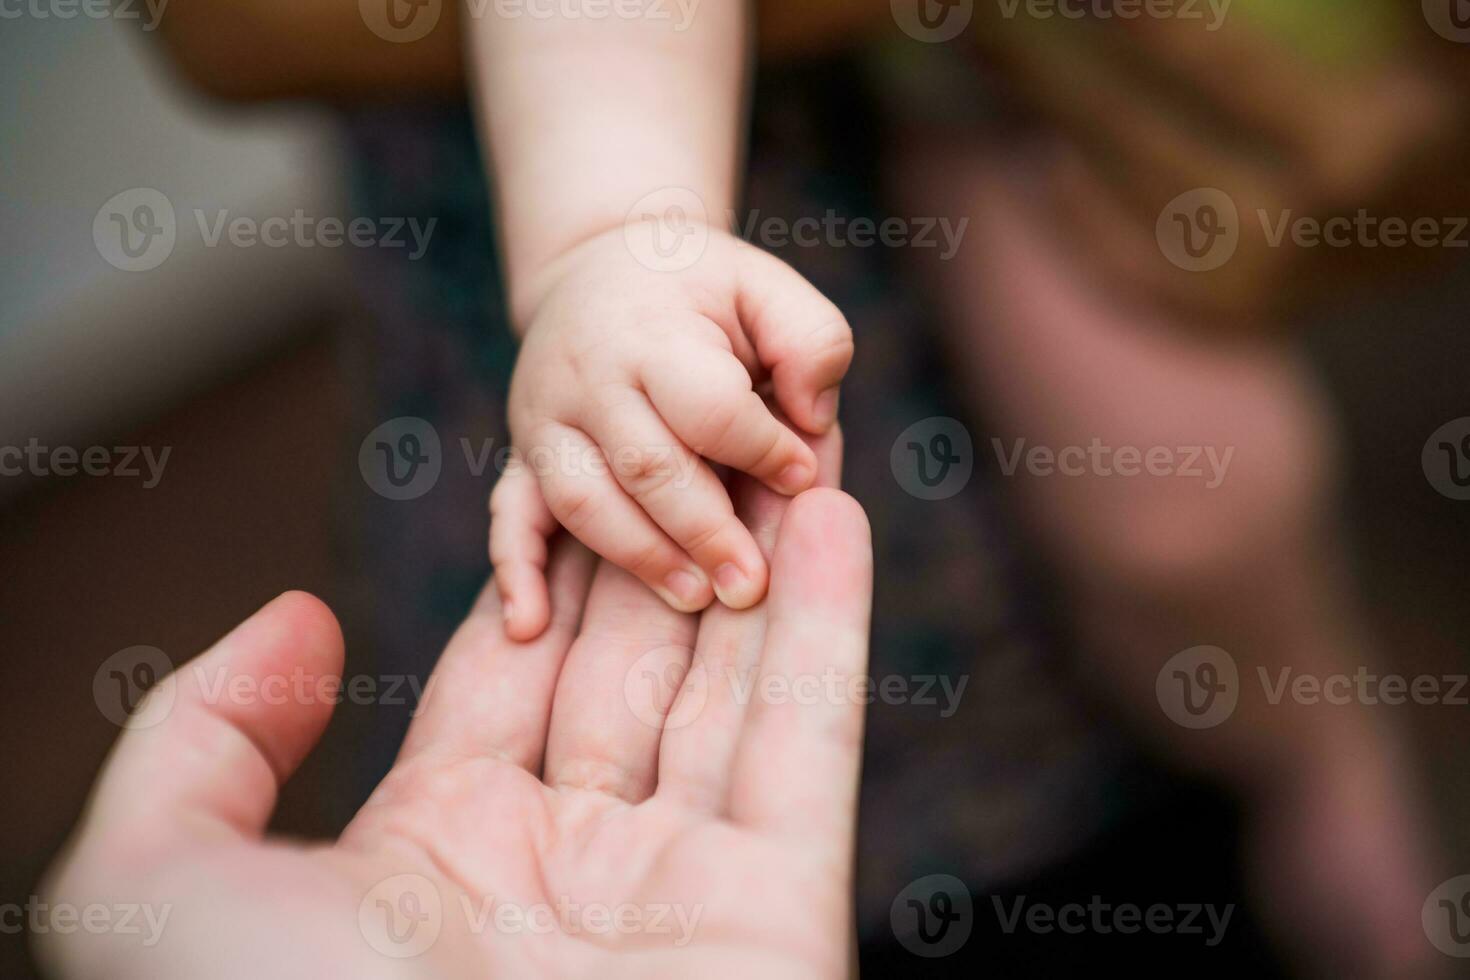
(5, 3, 1470, 977)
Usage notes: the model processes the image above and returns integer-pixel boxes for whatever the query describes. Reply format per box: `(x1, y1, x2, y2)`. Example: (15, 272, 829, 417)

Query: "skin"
(491, 227, 852, 637)
(35, 439, 873, 980)
(468, 2, 854, 638)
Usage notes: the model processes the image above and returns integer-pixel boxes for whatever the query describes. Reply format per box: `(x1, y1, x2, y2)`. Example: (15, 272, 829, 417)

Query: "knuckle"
(689, 398, 744, 455)
(680, 516, 729, 556)
(622, 538, 670, 578)
(551, 483, 601, 535)
(620, 448, 681, 499)
(750, 424, 789, 475)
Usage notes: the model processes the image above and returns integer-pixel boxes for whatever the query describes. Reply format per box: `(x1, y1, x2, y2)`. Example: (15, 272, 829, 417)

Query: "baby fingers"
(527, 421, 718, 614)
(580, 389, 771, 610)
(641, 338, 818, 498)
(488, 461, 558, 641)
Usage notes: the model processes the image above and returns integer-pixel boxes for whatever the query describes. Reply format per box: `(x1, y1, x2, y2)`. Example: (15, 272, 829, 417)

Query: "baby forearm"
(466, 0, 749, 331)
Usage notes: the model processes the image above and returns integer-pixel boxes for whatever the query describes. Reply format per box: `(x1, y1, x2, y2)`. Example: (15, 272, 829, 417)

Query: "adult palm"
(37, 475, 871, 980)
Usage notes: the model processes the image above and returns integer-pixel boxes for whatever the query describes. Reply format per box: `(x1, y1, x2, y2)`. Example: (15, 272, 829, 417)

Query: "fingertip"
(811, 386, 840, 431)
(773, 460, 817, 496)
(785, 488, 871, 548)
(775, 489, 872, 604)
(770, 374, 834, 437)
(655, 567, 715, 614)
(231, 590, 344, 683)
(712, 556, 769, 610)
(504, 606, 546, 643)
(267, 591, 343, 654)
(498, 567, 552, 642)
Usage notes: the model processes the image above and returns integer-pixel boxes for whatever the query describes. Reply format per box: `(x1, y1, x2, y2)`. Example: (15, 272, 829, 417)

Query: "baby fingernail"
(714, 563, 753, 607)
(777, 462, 813, 494)
(663, 568, 708, 609)
(812, 387, 840, 428)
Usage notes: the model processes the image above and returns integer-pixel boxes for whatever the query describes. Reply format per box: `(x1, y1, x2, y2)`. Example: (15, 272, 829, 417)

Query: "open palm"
(38, 473, 871, 980)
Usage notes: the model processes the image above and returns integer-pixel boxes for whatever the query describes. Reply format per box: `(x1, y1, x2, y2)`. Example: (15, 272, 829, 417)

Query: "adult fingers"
(397, 533, 597, 770)
(542, 560, 698, 804)
(655, 425, 844, 811)
(82, 592, 344, 846)
(727, 489, 872, 864)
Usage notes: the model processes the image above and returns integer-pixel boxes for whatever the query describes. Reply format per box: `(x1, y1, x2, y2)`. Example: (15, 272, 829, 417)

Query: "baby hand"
(490, 224, 852, 640)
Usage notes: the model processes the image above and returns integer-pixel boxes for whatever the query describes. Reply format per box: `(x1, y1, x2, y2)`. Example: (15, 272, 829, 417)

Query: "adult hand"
(36, 441, 871, 980)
